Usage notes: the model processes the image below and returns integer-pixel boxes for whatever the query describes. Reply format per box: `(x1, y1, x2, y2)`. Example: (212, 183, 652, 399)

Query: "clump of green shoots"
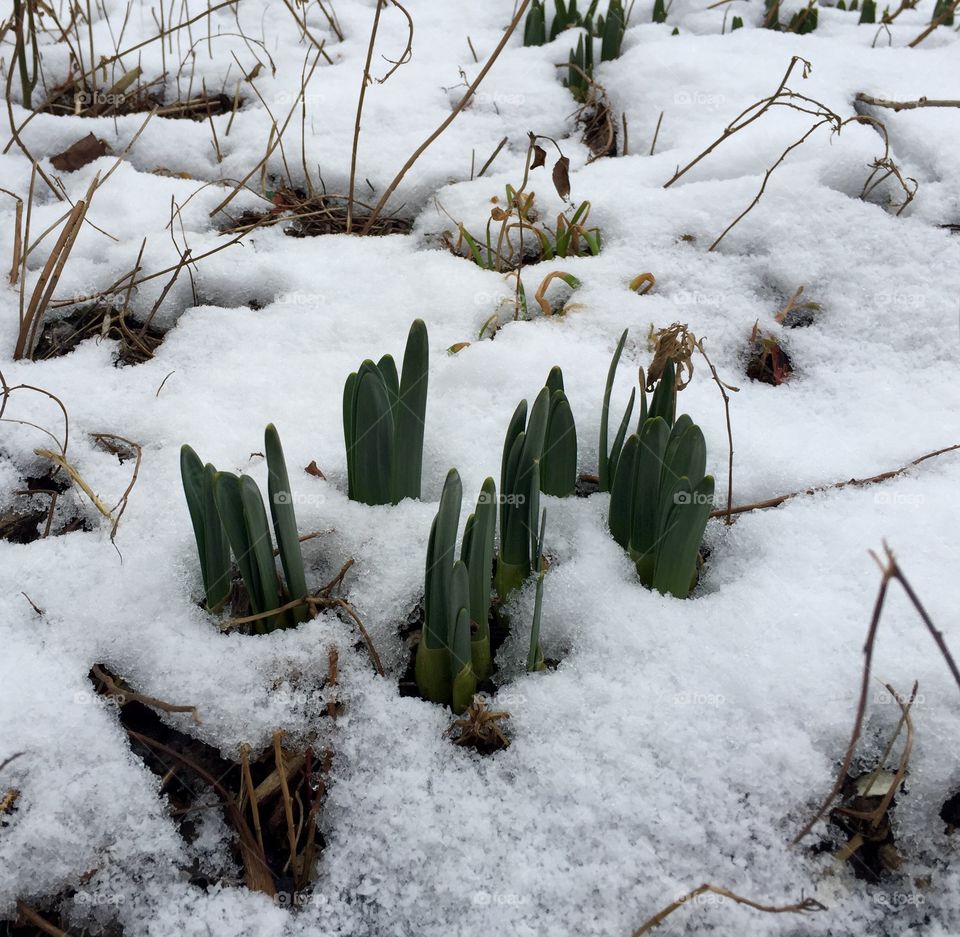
(456, 188, 601, 272)
(462, 477, 497, 683)
(181, 425, 308, 632)
(859, 0, 876, 21)
(600, 329, 714, 598)
(343, 319, 428, 506)
(415, 470, 497, 711)
(523, 1, 627, 101)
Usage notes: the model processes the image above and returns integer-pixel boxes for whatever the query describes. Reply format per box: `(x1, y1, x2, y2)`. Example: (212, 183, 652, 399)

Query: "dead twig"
(793, 544, 960, 844)
(0, 373, 71, 456)
(832, 681, 915, 829)
(15, 188, 92, 359)
(0, 752, 24, 774)
(908, 0, 960, 46)
(632, 884, 826, 935)
(649, 111, 663, 156)
(273, 731, 299, 879)
(346, 0, 387, 234)
(90, 433, 142, 540)
(15, 903, 69, 937)
(712, 443, 959, 518)
(34, 447, 114, 525)
(91, 664, 200, 723)
(695, 339, 738, 525)
(328, 597, 385, 676)
(127, 729, 275, 895)
(359, 0, 533, 235)
(253, 751, 306, 803)
(239, 744, 266, 858)
(856, 93, 960, 111)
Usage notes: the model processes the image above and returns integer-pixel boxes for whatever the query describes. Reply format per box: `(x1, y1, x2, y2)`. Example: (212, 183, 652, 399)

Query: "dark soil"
(33, 305, 165, 365)
(0, 468, 89, 544)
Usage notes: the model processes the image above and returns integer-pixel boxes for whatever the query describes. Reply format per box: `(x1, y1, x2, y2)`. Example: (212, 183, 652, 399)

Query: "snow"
(1, 0, 959, 934)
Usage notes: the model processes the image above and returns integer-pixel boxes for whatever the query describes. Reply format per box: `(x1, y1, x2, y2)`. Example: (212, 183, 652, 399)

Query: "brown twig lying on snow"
(663, 57, 917, 248)
(793, 544, 960, 844)
(856, 93, 960, 111)
(34, 448, 114, 522)
(221, 559, 385, 676)
(631, 883, 827, 935)
(664, 57, 815, 188)
(709, 442, 959, 519)
(90, 433, 143, 540)
(91, 664, 200, 723)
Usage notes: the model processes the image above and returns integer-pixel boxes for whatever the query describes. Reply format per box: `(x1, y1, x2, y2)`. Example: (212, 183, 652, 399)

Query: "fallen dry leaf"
(50, 134, 109, 172)
(552, 156, 571, 200)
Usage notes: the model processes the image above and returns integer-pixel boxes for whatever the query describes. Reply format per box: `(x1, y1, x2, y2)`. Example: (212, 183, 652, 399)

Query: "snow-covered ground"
(1, 0, 959, 934)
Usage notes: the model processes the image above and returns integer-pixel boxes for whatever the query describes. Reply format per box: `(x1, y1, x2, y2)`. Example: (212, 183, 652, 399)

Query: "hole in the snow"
(88, 664, 334, 905)
(32, 304, 165, 366)
(745, 323, 793, 385)
(0, 464, 90, 544)
(219, 188, 413, 238)
(38, 78, 243, 120)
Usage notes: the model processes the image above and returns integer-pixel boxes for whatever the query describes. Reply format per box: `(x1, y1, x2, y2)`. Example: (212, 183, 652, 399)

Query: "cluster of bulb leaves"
(600, 330, 714, 599)
(180, 322, 714, 713)
(181, 425, 307, 633)
(416, 366, 574, 713)
(524, 0, 626, 100)
(343, 319, 428, 506)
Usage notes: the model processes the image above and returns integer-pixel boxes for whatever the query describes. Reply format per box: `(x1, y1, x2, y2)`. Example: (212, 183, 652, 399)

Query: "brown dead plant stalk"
(712, 442, 959, 519)
(793, 543, 960, 844)
(695, 338, 739, 525)
(631, 883, 826, 934)
(359, 0, 533, 235)
(664, 57, 917, 249)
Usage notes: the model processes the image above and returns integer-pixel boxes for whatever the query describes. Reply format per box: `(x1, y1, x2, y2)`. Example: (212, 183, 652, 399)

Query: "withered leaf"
(305, 460, 326, 479)
(50, 133, 109, 173)
(531, 145, 547, 169)
(552, 156, 571, 200)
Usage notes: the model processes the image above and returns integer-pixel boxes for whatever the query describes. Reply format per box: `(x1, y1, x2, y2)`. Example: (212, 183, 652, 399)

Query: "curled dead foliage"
(746, 322, 793, 386)
(647, 323, 696, 390)
(447, 696, 510, 753)
(576, 84, 618, 162)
